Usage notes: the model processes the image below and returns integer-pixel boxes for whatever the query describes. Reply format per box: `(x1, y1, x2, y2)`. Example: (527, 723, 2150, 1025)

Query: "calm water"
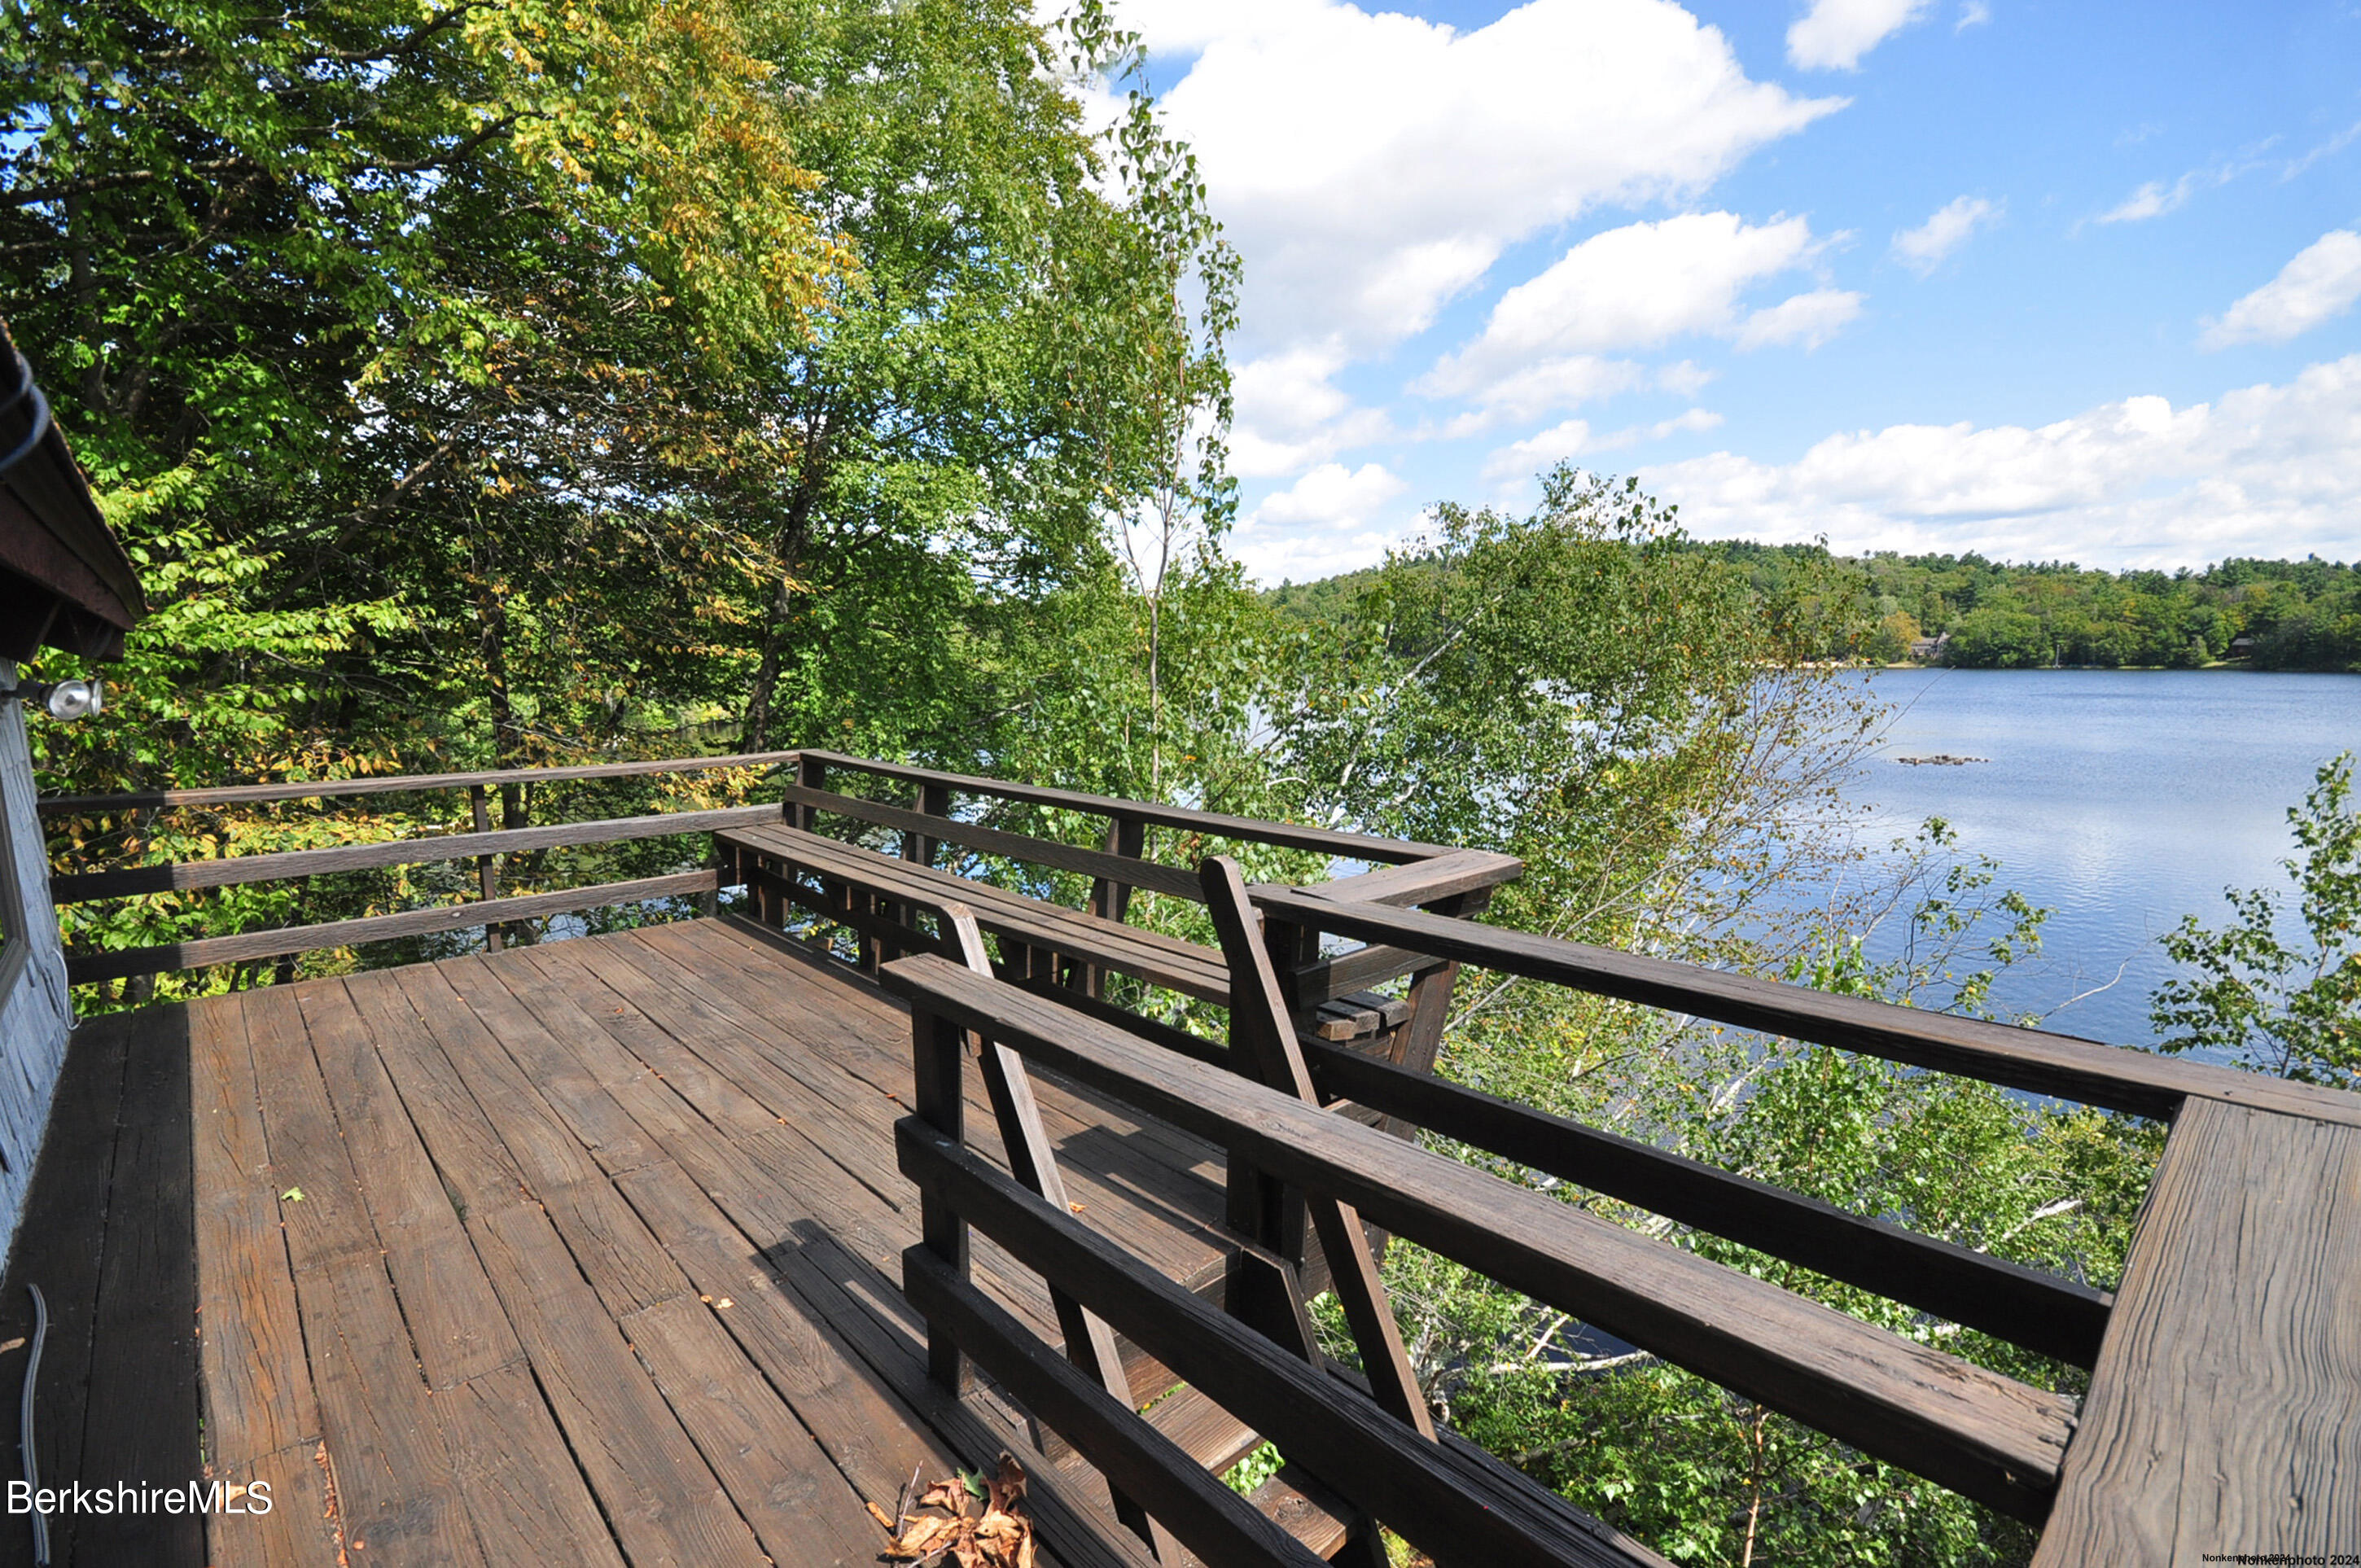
(1841, 670, 2361, 1048)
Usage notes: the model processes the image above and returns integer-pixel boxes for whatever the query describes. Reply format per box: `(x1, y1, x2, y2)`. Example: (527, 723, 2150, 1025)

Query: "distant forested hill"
(1267, 544, 2361, 671)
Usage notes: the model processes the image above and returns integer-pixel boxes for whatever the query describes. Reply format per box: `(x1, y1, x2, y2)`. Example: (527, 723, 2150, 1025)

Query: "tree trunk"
(741, 455, 825, 748)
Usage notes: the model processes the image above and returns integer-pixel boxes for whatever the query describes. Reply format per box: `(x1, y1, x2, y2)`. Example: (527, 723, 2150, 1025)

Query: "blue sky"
(1103, 0, 2361, 581)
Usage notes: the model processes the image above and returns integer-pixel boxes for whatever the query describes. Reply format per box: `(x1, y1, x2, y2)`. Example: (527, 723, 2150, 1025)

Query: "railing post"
(1084, 813, 1144, 998)
(792, 753, 825, 832)
(1391, 886, 1492, 1083)
(891, 781, 952, 962)
(469, 784, 502, 952)
(1089, 814, 1144, 924)
(1202, 856, 1437, 1443)
(909, 998, 970, 1395)
(906, 782, 951, 868)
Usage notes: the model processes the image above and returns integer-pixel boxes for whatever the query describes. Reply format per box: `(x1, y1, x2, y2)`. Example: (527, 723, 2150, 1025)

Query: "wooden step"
(1052, 1382, 1262, 1478)
(1308, 988, 1413, 1041)
(1248, 1463, 1355, 1559)
(1052, 1380, 1360, 1561)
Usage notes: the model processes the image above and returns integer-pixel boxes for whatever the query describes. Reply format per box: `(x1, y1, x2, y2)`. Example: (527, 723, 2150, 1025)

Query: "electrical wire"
(22, 1283, 48, 1568)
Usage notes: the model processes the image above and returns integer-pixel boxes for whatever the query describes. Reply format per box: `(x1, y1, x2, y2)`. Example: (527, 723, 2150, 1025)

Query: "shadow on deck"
(0, 917, 1229, 1568)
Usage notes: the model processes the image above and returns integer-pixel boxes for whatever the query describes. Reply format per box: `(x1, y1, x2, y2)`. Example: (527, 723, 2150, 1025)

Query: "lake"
(1842, 668, 2361, 1050)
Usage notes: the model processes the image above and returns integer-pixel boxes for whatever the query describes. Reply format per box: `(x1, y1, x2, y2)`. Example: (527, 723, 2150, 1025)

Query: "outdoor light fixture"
(14, 680, 103, 720)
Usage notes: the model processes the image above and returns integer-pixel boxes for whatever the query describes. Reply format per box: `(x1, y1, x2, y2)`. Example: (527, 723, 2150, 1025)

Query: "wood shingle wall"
(0, 660, 72, 1265)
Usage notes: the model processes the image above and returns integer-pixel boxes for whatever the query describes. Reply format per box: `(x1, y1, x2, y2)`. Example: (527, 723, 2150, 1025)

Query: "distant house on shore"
(1908, 632, 1951, 661)
(2226, 634, 2257, 660)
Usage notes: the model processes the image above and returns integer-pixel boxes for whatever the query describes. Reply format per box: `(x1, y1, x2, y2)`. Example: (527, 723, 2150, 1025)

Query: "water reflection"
(1845, 669, 2361, 1049)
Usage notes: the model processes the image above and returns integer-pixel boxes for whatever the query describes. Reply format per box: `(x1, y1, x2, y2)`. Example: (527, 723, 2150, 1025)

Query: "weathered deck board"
(0, 918, 1239, 1566)
(188, 995, 319, 1469)
(70, 1004, 204, 1567)
(2034, 1096, 2361, 1565)
(0, 1010, 167, 1568)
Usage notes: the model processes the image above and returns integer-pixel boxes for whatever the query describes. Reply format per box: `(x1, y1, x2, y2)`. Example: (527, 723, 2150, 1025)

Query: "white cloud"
(1955, 2, 1991, 31)
(1482, 213, 1821, 354)
(1482, 408, 1724, 484)
(1787, 0, 1932, 71)
(1736, 288, 1864, 350)
(1422, 213, 1841, 417)
(1430, 357, 1651, 434)
(2283, 120, 2361, 182)
(1642, 356, 2361, 567)
(2096, 175, 2201, 225)
(1228, 346, 1392, 478)
(1483, 419, 1597, 484)
(2200, 231, 2361, 348)
(1891, 195, 2000, 274)
(2092, 142, 2280, 226)
(1657, 360, 1718, 397)
(1251, 461, 1408, 528)
(1234, 462, 1418, 582)
(1643, 407, 1727, 440)
(1141, 0, 1842, 351)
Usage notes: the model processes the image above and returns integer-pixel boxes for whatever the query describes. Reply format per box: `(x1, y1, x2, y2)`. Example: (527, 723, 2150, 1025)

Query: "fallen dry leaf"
(876, 1455, 1036, 1566)
(917, 1479, 970, 1514)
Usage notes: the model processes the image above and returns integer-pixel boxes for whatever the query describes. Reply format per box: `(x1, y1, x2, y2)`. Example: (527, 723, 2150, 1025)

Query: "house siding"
(0, 659, 72, 1269)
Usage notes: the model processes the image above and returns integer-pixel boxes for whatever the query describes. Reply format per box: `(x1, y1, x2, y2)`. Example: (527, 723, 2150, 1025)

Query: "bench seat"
(722, 820, 1236, 1001)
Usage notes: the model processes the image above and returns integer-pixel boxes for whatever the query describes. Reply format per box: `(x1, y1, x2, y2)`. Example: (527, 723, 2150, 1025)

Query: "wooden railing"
(39, 751, 799, 984)
(1244, 886, 2361, 1126)
(880, 912, 2072, 1565)
(878, 856, 2361, 1563)
(737, 751, 1521, 1062)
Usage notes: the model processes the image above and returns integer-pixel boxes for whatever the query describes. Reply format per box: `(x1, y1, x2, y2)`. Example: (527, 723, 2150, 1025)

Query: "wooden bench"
(727, 819, 1233, 1001)
(716, 752, 1524, 1062)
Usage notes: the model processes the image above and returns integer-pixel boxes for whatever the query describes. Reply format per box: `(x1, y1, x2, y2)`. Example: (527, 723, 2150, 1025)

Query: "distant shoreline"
(1856, 663, 2361, 674)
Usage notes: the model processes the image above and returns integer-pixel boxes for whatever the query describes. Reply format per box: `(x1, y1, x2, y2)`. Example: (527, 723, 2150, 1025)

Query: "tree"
(1947, 607, 2050, 668)
(725, 0, 1238, 769)
(2152, 752, 2361, 1090)
(1276, 466, 1880, 957)
(1865, 608, 1921, 664)
(13, 0, 1250, 1002)
(6, 0, 845, 796)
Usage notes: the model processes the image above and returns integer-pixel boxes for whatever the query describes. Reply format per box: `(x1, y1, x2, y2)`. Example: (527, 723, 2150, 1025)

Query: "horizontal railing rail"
(883, 950, 2078, 1538)
(796, 749, 1452, 865)
(742, 756, 1522, 1051)
(780, 780, 1207, 902)
(50, 804, 777, 904)
(46, 753, 803, 983)
(64, 870, 721, 985)
(1296, 1037, 2113, 1367)
(37, 749, 801, 814)
(896, 1137, 1667, 1568)
(1247, 886, 2361, 1128)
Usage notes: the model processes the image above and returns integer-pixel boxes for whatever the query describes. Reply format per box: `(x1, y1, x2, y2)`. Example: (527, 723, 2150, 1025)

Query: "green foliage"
(1294, 541, 2361, 671)
(1706, 545, 2361, 670)
(1273, 467, 1881, 958)
(2152, 752, 2361, 1088)
(1220, 1440, 1281, 1498)
(726, 0, 1240, 769)
(11, 0, 1251, 993)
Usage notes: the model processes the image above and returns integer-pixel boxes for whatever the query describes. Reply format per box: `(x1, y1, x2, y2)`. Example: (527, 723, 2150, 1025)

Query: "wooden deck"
(0, 917, 1242, 1568)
